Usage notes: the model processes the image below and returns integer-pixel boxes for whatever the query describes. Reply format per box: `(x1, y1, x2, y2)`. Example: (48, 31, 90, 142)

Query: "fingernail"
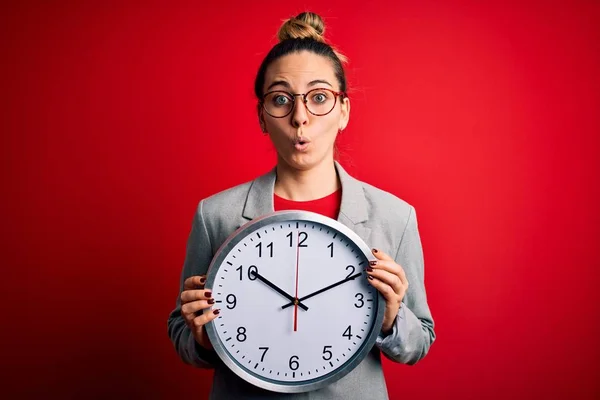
(213, 309, 220, 315)
(369, 260, 377, 266)
(372, 248, 378, 253)
(200, 277, 206, 283)
(208, 298, 215, 304)
(366, 266, 374, 272)
(205, 291, 212, 298)
(367, 275, 374, 280)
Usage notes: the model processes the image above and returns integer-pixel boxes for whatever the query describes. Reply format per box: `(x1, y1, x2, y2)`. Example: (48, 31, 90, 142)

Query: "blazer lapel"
(334, 161, 372, 245)
(242, 166, 277, 221)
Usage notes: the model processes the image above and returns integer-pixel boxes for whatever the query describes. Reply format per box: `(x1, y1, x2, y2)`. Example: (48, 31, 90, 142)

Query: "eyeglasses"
(261, 88, 346, 118)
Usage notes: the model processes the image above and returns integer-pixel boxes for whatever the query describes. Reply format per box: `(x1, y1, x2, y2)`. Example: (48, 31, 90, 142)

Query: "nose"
(291, 96, 309, 128)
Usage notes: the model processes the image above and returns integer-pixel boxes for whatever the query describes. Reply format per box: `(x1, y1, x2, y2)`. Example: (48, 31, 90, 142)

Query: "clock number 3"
(236, 265, 258, 281)
(354, 293, 364, 308)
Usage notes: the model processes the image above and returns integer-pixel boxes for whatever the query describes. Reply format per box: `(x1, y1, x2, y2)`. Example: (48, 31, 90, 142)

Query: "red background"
(1, 1, 599, 399)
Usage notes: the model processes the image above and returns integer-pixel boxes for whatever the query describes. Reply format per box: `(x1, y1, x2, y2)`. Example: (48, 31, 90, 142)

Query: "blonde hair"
(276, 12, 348, 64)
(254, 11, 349, 99)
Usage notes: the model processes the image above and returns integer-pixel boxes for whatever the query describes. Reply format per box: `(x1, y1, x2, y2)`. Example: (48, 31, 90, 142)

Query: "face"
(260, 51, 350, 171)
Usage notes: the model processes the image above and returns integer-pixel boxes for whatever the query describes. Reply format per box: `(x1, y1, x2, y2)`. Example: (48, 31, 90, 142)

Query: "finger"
(181, 288, 213, 304)
(371, 248, 394, 262)
(366, 275, 397, 301)
(366, 268, 404, 294)
(191, 308, 221, 333)
(368, 259, 408, 287)
(181, 299, 215, 321)
(184, 275, 207, 290)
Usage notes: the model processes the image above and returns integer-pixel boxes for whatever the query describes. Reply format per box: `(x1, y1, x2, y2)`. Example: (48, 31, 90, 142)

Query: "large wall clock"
(203, 210, 385, 393)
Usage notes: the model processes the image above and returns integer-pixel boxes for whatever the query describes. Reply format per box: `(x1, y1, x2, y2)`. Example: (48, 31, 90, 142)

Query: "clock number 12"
(287, 231, 308, 247)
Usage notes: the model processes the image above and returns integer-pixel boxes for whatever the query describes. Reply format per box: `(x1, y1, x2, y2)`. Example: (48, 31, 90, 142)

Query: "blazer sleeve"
(167, 200, 220, 368)
(375, 205, 436, 365)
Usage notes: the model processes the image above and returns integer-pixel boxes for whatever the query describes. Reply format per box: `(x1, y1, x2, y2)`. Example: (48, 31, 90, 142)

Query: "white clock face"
(205, 213, 383, 393)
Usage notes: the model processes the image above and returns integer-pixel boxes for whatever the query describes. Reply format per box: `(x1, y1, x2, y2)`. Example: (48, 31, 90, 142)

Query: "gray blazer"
(167, 161, 436, 399)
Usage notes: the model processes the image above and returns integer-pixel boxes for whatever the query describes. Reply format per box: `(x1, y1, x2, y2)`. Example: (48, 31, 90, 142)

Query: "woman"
(167, 11, 435, 399)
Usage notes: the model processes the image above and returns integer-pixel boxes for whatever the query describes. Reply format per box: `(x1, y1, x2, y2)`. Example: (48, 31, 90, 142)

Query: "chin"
(282, 152, 328, 172)
(288, 157, 314, 171)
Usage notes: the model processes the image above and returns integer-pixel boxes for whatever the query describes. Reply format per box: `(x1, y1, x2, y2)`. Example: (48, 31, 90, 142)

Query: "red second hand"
(294, 230, 300, 332)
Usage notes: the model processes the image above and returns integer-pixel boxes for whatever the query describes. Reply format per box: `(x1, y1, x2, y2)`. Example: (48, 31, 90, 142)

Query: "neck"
(274, 158, 340, 201)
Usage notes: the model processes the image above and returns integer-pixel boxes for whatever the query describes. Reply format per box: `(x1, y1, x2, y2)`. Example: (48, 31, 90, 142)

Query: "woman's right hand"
(181, 275, 219, 350)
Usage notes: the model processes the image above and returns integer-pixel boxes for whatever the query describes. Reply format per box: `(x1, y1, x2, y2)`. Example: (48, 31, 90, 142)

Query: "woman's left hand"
(366, 248, 409, 334)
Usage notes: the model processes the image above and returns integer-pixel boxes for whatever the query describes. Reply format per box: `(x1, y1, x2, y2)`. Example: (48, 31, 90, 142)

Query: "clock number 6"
(322, 345, 333, 361)
(289, 355, 299, 371)
(236, 265, 258, 281)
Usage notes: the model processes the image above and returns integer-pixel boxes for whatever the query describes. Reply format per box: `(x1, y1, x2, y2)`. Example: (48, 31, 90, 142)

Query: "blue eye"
(274, 95, 290, 106)
(312, 93, 328, 103)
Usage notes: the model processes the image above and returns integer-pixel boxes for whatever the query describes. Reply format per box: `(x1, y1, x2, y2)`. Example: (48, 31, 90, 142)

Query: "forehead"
(264, 51, 337, 90)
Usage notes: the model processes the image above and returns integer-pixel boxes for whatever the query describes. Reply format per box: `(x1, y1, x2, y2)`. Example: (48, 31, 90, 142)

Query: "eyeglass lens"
(263, 89, 337, 117)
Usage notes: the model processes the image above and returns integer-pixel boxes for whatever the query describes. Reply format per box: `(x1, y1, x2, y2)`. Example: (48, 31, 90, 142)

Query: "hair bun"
(277, 11, 325, 42)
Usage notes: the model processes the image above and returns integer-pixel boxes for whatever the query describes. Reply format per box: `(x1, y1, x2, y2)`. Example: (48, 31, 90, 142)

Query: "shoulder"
(191, 178, 256, 251)
(197, 179, 253, 218)
(358, 179, 414, 222)
(350, 177, 419, 257)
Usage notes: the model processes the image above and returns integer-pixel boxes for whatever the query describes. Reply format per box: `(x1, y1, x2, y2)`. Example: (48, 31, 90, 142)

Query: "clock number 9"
(289, 355, 299, 371)
(354, 293, 364, 308)
(322, 345, 333, 361)
(226, 294, 236, 309)
(236, 265, 258, 281)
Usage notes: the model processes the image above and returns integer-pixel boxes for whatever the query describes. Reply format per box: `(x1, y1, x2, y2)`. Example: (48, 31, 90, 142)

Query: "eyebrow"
(266, 79, 334, 91)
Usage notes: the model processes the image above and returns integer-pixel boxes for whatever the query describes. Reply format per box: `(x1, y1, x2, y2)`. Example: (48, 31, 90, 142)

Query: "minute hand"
(250, 270, 309, 311)
(281, 272, 363, 309)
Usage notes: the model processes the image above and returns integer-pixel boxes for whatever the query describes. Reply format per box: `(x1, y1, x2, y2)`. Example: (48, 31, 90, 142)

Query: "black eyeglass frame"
(260, 88, 347, 118)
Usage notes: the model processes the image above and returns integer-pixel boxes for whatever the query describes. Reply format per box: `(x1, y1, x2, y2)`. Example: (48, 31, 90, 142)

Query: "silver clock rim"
(203, 210, 385, 393)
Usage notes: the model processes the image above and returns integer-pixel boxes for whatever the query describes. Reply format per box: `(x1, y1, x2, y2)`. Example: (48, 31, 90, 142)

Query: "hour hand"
(250, 270, 309, 311)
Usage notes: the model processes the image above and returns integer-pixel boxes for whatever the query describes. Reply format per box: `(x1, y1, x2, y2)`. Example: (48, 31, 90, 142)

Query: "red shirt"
(274, 189, 342, 220)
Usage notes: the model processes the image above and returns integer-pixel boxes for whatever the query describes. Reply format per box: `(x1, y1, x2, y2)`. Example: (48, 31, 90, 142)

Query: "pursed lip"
(292, 137, 311, 152)
(293, 137, 311, 145)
